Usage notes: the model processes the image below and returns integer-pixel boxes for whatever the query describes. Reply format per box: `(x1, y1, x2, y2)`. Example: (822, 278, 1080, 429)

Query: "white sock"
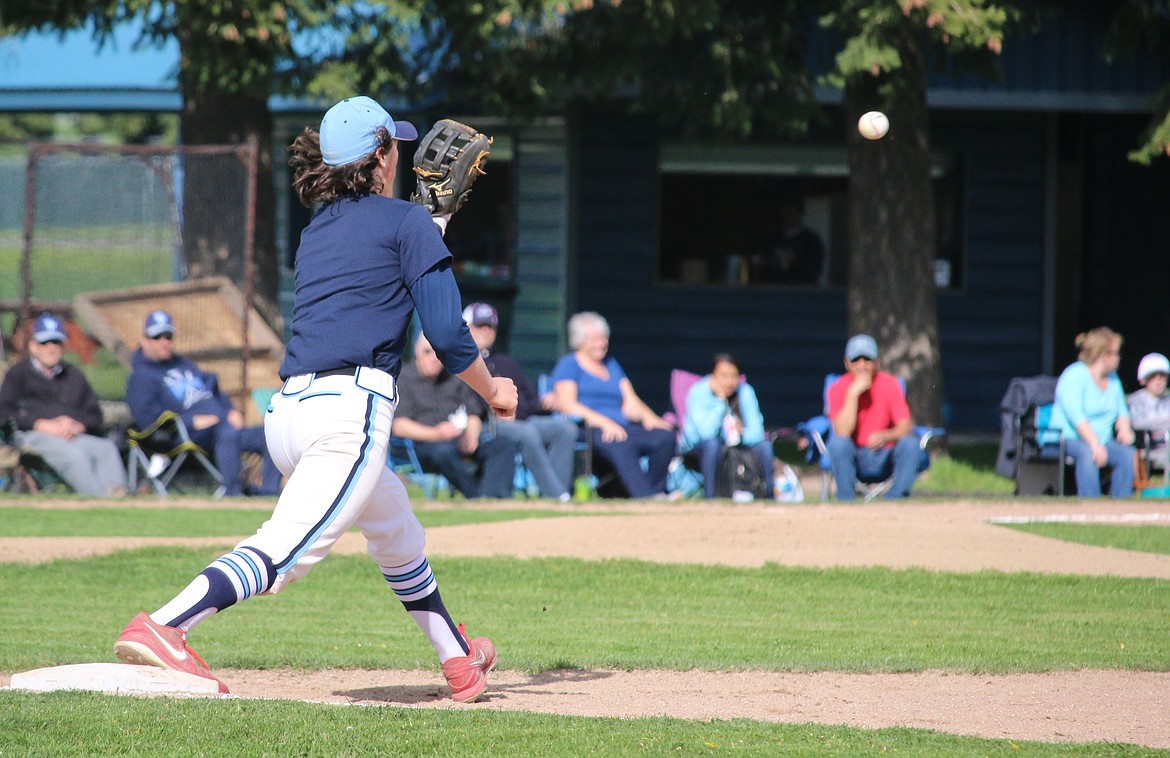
(384, 555, 467, 662)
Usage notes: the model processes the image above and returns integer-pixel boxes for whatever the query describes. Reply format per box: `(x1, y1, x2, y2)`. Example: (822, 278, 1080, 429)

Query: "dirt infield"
(3, 496, 1170, 748)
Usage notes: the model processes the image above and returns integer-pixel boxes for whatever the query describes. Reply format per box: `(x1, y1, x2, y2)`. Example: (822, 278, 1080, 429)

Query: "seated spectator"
(126, 310, 281, 497)
(464, 303, 577, 501)
(393, 333, 520, 498)
(680, 353, 774, 499)
(756, 195, 825, 285)
(550, 311, 675, 499)
(0, 312, 127, 497)
(1128, 352, 1170, 474)
(1050, 326, 1135, 498)
(827, 333, 921, 500)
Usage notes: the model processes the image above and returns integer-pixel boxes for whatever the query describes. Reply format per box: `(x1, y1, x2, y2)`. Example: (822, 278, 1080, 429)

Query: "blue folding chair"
(796, 374, 943, 501)
(387, 436, 451, 499)
(1013, 402, 1072, 496)
(538, 373, 597, 495)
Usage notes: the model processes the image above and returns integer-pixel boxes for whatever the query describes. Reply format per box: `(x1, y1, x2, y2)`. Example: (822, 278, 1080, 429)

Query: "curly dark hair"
(288, 126, 393, 208)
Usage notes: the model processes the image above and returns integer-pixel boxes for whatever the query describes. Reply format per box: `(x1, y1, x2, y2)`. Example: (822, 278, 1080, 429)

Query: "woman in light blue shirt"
(1050, 326, 1135, 497)
(681, 353, 773, 499)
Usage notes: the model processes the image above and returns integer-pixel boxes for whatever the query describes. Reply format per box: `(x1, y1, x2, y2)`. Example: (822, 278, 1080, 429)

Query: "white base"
(8, 663, 222, 696)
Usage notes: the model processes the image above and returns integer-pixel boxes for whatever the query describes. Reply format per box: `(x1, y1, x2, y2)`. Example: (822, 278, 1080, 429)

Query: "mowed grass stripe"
(0, 549, 1166, 673)
(0, 506, 575, 537)
(0, 691, 1128, 757)
(1003, 522, 1170, 556)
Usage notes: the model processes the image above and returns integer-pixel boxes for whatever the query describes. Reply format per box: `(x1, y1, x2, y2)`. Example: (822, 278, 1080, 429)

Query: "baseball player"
(113, 95, 517, 702)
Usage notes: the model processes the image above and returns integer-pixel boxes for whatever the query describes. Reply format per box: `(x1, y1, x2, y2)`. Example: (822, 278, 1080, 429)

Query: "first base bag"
(715, 445, 770, 500)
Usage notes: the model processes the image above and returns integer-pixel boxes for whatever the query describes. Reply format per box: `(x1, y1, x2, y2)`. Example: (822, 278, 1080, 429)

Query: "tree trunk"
(843, 16, 944, 430)
(176, 42, 280, 332)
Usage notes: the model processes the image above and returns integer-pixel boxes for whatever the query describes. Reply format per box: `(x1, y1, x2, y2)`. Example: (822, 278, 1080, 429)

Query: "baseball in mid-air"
(858, 111, 890, 141)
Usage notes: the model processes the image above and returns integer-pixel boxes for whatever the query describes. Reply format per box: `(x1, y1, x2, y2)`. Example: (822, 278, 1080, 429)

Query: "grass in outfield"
(1, 550, 1166, 674)
(1002, 522, 1170, 555)
(0, 692, 1149, 758)
(914, 442, 1015, 496)
(0, 506, 576, 537)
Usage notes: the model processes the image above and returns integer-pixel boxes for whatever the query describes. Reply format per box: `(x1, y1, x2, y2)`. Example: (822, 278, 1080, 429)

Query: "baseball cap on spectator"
(319, 96, 419, 167)
(844, 333, 879, 361)
(462, 302, 499, 328)
(144, 310, 175, 339)
(1137, 352, 1170, 382)
(32, 312, 67, 343)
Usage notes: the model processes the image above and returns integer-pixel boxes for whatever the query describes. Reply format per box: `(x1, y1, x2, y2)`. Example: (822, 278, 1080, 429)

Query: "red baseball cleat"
(441, 623, 497, 703)
(113, 612, 229, 694)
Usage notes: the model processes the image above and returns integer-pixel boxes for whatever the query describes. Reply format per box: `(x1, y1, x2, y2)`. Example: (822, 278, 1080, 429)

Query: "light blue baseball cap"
(319, 96, 418, 166)
(845, 333, 879, 361)
(144, 309, 175, 338)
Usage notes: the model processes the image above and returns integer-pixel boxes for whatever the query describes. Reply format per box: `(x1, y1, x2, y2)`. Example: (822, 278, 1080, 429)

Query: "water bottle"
(722, 411, 741, 447)
(574, 475, 598, 501)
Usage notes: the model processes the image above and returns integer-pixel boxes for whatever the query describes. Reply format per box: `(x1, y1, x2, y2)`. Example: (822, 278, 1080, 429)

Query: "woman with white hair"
(549, 311, 675, 498)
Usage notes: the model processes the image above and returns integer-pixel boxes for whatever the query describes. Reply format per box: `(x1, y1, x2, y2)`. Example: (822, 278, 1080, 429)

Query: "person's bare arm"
(866, 417, 914, 450)
(455, 356, 516, 420)
(391, 417, 461, 443)
(554, 379, 627, 442)
(1073, 420, 1108, 467)
(619, 378, 672, 430)
(832, 369, 872, 439)
(1115, 415, 1135, 446)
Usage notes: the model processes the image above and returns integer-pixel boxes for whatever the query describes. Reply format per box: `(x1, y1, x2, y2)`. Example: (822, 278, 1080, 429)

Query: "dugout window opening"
(657, 143, 964, 290)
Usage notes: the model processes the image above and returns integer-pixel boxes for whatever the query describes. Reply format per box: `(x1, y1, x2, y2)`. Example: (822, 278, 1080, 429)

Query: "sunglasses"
(148, 333, 174, 341)
(848, 356, 875, 364)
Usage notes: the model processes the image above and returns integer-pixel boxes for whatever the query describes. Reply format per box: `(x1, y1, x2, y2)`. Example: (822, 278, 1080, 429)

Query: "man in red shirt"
(826, 334, 920, 499)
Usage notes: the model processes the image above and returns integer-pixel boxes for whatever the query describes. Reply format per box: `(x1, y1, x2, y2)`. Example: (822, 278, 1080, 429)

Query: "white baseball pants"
(244, 368, 424, 594)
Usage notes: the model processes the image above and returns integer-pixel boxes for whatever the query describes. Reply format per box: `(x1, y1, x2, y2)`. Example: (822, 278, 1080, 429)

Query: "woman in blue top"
(550, 311, 676, 498)
(681, 353, 774, 499)
(1050, 326, 1135, 497)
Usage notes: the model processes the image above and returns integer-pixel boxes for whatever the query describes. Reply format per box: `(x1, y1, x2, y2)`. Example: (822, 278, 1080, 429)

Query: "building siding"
(572, 108, 1053, 432)
(510, 120, 570, 378)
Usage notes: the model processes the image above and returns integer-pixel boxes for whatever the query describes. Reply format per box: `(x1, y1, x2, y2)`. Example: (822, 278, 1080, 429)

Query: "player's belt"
(314, 367, 356, 379)
(283, 366, 396, 403)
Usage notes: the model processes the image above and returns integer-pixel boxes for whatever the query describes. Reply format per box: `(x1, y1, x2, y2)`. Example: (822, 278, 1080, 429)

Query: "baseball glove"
(410, 119, 492, 216)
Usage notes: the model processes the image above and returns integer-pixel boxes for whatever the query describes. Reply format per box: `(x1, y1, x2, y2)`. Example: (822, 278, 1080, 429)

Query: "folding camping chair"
(998, 375, 1076, 496)
(796, 373, 941, 501)
(662, 368, 706, 498)
(126, 411, 226, 497)
(386, 436, 452, 499)
(1010, 401, 1073, 496)
(0, 418, 70, 494)
(538, 373, 596, 494)
(1134, 429, 1170, 490)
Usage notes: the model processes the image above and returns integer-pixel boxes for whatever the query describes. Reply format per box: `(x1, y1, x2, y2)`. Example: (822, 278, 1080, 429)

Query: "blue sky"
(0, 22, 178, 88)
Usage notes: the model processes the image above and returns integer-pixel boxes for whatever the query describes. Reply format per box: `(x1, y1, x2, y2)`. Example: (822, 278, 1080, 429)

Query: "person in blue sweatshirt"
(125, 309, 281, 497)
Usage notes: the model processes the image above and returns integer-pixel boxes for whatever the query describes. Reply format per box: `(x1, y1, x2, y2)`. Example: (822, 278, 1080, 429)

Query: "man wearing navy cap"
(125, 309, 281, 497)
(463, 302, 577, 501)
(0, 312, 128, 496)
(825, 333, 921, 499)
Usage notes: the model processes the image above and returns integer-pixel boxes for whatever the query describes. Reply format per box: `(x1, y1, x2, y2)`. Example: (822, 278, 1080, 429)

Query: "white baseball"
(858, 111, 889, 140)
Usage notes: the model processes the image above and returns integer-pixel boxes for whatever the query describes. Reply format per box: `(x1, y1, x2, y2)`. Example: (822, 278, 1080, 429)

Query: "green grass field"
(0, 503, 1168, 755)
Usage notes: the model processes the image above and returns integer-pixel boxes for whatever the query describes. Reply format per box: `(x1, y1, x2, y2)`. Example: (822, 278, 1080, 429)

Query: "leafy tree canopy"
(3, 0, 1166, 157)
(1104, 0, 1170, 163)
